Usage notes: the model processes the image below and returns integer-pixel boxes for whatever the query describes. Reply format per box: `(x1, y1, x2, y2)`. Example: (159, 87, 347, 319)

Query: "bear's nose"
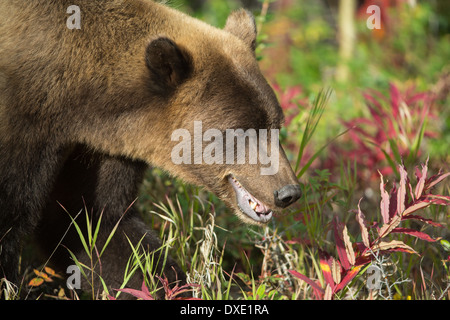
(274, 184, 301, 208)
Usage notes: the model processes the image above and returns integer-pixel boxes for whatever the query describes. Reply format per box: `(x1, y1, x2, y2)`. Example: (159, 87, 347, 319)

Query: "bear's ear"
(224, 9, 257, 51)
(145, 37, 192, 94)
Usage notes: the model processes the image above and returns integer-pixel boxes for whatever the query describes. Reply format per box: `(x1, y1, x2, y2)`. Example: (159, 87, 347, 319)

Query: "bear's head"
(142, 9, 301, 225)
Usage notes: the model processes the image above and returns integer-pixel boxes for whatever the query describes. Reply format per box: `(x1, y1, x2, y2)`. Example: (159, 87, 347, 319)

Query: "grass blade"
(296, 127, 351, 179)
(65, 210, 90, 259)
(99, 199, 137, 258)
(294, 88, 332, 174)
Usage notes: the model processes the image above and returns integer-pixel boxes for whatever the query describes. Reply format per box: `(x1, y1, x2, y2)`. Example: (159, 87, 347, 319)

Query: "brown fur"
(0, 0, 300, 297)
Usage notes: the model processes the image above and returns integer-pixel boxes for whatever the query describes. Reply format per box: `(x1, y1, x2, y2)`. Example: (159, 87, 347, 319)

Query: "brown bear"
(0, 0, 301, 296)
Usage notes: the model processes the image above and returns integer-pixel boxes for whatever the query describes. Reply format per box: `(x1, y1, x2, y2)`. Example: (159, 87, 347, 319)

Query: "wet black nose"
(274, 184, 302, 208)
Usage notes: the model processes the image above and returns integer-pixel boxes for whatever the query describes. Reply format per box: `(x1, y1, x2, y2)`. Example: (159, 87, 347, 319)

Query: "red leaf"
(390, 83, 400, 120)
(115, 288, 154, 300)
(414, 158, 428, 199)
(331, 258, 342, 286)
(312, 281, 324, 300)
(388, 182, 398, 220)
(378, 213, 402, 238)
(425, 172, 450, 191)
(319, 251, 335, 289)
(141, 280, 151, 297)
(355, 241, 367, 254)
(356, 199, 370, 248)
(380, 247, 419, 255)
(402, 201, 431, 216)
(289, 270, 324, 294)
(397, 164, 408, 215)
(334, 265, 363, 293)
(406, 92, 429, 105)
(363, 93, 384, 115)
(407, 175, 415, 205)
(324, 284, 333, 300)
(370, 240, 418, 255)
(403, 215, 444, 228)
(423, 194, 450, 205)
(333, 217, 353, 270)
(342, 225, 355, 266)
(378, 171, 390, 224)
(115, 281, 155, 300)
(391, 228, 441, 242)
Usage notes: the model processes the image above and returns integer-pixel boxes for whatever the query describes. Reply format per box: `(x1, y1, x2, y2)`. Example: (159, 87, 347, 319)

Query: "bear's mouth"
(227, 175, 273, 224)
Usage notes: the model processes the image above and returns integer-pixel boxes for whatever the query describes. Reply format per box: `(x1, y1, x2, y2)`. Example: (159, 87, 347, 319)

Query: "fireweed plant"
(336, 83, 437, 181)
(289, 159, 450, 300)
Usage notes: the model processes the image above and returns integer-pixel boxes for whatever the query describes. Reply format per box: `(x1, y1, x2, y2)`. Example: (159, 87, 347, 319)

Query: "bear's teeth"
(249, 200, 257, 210)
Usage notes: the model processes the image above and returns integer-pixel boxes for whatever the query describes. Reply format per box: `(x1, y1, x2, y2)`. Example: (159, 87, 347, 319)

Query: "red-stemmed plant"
(335, 83, 437, 181)
(290, 158, 449, 299)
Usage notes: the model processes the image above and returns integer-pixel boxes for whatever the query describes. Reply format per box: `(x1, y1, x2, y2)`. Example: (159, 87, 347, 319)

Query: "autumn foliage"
(289, 159, 449, 299)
